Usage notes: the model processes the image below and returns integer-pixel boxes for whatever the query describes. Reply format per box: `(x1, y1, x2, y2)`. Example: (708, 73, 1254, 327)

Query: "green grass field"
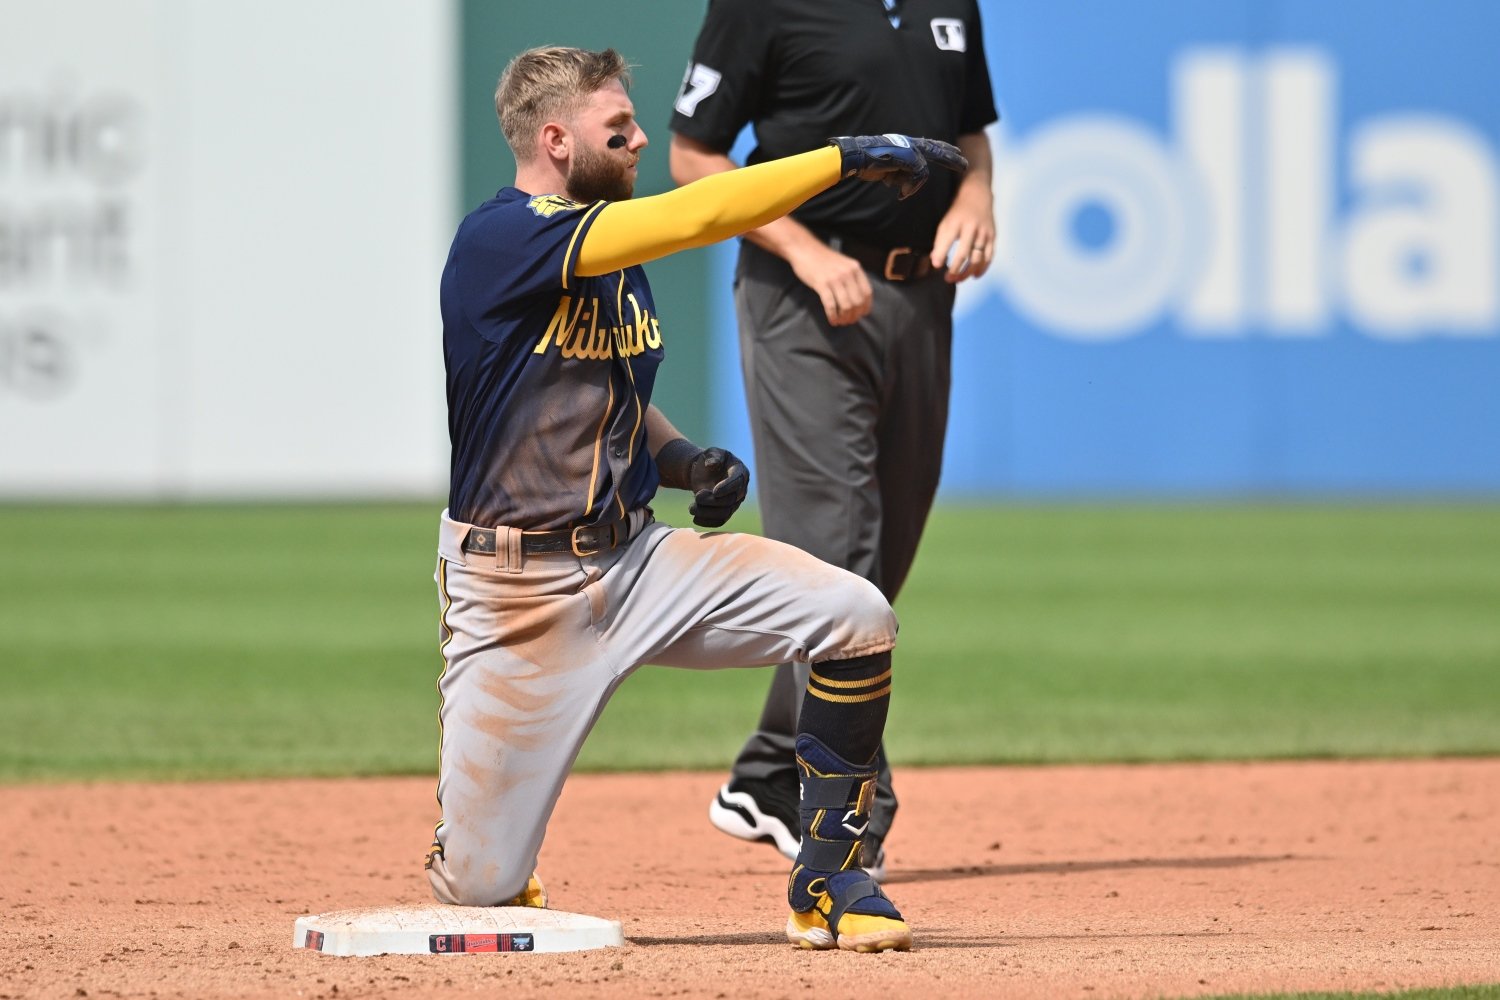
(1, 501, 1498, 781)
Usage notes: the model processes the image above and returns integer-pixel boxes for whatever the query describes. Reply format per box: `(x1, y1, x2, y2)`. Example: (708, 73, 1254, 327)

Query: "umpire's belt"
(462, 509, 651, 558)
(821, 234, 934, 282)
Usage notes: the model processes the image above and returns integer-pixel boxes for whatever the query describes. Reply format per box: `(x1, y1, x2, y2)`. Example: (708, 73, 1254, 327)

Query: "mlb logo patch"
(931, 18, 966, 52)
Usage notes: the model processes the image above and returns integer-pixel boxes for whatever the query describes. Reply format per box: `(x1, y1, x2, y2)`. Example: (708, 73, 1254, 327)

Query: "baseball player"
(424, 46, 966, 953)
(669, 0, 998, 878)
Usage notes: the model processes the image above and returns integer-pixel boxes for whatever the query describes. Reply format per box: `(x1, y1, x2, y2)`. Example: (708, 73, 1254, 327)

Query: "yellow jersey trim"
(584, 371, 616, 516)
(561, 201, 608, 291)
(615, 271, 645, 462)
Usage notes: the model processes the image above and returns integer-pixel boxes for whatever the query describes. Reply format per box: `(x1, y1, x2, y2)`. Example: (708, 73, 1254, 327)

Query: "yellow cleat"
(785, 871, 911, 953)
(833, 910, 911, 953)
(786, 907, 911, 953)
(503, 872, 548, 909)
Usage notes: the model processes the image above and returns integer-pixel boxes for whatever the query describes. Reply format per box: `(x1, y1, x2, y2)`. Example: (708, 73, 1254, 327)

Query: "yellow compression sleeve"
(575, 146, 843, 277)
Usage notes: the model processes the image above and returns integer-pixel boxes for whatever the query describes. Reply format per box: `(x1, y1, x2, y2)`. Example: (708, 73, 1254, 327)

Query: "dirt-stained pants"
(426, 510, 898, 907)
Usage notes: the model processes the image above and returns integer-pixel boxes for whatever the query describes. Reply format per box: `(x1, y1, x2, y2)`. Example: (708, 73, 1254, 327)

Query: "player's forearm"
(644, 405, 689, 459)
(576, 146, 843, 276)
(645, 404, 705, 493)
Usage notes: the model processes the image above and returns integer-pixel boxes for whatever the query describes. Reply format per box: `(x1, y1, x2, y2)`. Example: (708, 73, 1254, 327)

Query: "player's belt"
(820, 234, 934, 282)
(462, 510, 651, 558)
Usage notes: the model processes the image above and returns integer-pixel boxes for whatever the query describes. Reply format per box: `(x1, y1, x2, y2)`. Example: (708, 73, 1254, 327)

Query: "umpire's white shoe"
(709, 779, 800, 860)
(709, 779, 889, 881)
(860, 838, 888, 883)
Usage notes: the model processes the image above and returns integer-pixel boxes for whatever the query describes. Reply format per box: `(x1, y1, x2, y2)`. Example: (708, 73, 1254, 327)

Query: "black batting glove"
(655, 439, 751, 528)
(828, 134, 969, 200)
(687, 447, 749, 528)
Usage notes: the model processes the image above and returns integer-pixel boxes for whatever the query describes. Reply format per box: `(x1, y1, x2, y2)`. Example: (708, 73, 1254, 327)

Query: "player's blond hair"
(495, 46, 633, 162)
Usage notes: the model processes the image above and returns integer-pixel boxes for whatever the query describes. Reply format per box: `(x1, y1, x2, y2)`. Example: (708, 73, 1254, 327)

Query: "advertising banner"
(0, 0, 169, 491)
(709, 0, 1500, 496)
(0, 0, 454, 498)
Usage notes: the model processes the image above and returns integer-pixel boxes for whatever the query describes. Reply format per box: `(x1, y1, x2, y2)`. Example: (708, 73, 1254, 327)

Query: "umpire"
(669, 0, 998, 877)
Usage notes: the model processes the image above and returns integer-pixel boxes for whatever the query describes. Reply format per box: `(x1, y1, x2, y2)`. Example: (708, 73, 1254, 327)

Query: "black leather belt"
(822, 234, 934, 282)
(463, 511, 650, 558)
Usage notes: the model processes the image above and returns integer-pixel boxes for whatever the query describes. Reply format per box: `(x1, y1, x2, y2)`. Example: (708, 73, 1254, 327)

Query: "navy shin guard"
(788, 734, 900, 923)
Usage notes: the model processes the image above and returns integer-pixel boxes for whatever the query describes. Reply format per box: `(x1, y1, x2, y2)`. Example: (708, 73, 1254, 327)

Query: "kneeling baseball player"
(424, 45, 966, 953)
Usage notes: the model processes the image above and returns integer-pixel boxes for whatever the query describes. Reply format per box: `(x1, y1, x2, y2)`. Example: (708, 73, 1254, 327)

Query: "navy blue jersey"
(442, 188, 664, 530)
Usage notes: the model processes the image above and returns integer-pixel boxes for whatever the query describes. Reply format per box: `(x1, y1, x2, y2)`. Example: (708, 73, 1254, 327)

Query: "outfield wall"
(0, 0, 455, 498)
(3, 1, 1497, 499)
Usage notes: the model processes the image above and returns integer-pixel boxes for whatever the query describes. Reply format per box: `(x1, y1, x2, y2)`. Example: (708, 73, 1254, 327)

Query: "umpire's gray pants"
(730, 241, 955, 842)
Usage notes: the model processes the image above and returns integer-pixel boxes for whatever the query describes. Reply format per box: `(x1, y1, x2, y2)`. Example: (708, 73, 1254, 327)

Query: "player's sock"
(794, 650, 890, 766)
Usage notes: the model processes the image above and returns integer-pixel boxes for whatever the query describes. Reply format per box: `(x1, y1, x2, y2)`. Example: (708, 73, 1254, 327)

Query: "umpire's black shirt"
(669, 0, 998, 251)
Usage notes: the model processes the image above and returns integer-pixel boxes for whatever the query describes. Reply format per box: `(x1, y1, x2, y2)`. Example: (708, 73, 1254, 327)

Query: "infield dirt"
(2, 759, 1496, 999)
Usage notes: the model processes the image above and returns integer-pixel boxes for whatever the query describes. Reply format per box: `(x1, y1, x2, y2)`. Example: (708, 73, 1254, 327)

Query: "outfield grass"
(1, 501, 1497, 781)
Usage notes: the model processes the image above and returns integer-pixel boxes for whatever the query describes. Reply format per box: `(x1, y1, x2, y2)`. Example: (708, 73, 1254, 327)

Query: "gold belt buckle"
(570, 525, 601, 557)
(883, 246, 913, 281)
(570, 520, 624, 557)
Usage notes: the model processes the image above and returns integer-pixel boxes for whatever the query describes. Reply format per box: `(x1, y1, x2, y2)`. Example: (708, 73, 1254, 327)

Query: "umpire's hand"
(828, 134, 969, 200)
(686, 447, 750, 528)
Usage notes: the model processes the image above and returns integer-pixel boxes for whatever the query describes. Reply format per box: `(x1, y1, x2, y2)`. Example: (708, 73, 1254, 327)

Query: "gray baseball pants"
(426, 508, 897, 907)
(729, 241, 955, 843)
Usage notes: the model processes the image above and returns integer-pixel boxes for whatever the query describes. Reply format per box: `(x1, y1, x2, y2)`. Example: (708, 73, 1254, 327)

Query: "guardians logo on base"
(429, 933, 536, 953)
(304, 930, 325, 951)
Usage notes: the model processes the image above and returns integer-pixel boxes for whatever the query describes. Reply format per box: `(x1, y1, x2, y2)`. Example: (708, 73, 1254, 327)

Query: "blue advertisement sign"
(709, 0, 1500, 496)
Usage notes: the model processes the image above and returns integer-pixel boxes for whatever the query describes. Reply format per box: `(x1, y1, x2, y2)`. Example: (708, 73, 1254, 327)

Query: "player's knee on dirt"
(425, 840, 534, 908)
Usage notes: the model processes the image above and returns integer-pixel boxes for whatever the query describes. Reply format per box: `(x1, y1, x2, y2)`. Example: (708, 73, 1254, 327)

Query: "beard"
(566, 141, 635, 203)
